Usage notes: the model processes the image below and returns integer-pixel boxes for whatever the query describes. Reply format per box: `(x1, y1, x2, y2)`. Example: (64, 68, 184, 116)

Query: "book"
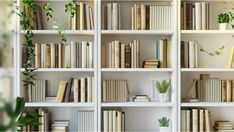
(56, 81, 68, 103)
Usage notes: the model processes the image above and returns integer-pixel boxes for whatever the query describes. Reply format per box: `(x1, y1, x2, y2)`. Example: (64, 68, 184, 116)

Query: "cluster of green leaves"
(155, 80, 170, 93)
(158, 117, 170, 127)
(0, 97, 41, 131)
(195, 40, 225, 56)
(218, 13, 230, 23)
(65, 0, 77, 17)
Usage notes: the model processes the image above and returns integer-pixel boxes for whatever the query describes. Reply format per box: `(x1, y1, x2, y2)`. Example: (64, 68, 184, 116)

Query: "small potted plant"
(158, 117, 170, 132)
(155, 80, 170, 102)
(218, 13, 230, 30)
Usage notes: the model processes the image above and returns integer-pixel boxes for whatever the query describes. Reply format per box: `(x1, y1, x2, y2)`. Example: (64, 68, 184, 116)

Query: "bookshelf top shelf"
(20, 30, 94, 35)
(25, 102, 94, 107)
(181, 30, 234, 34)
(181, 102, 234, 107)
(20, 68, 95, 72)
(101, 102, 174, 107)
(101, 68, 174, 72)
(101, 30, 174, 35)
(181, 68, 234, 72)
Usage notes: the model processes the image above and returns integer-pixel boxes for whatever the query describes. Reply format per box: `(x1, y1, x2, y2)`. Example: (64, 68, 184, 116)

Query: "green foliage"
(195, 40, 225, 56)
(0, 97, 41, 131)
(158, 117, 170, 127)
(43, 3, 54, 21)
(218, 13, 230, 23)
(65, 0, 77, 17)
(155, 80, 170, 93)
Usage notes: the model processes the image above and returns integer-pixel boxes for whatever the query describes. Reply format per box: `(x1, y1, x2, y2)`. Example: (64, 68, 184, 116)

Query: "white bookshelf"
(12, 0, 234, 131)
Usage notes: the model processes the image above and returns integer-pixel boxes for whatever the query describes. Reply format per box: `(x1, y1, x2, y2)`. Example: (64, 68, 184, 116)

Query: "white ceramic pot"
(159, 93, 167, 102)
(219, 23, 228, 30)
(159, 127, 170, 132)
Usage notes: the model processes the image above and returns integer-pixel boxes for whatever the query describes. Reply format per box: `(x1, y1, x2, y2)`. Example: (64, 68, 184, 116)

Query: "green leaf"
(14, 97, 25, 118)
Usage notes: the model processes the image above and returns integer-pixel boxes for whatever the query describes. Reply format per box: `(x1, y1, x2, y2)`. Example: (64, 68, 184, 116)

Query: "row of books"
(185, 74, 234, 102)
(56, 77, 95, 103)
(132, 4, 172, 30)
(78, 110, 94, 131)
(155, 39, 171, 68)
(24, 4, 44, 30)
(21, 108, 52, 131)
(181, 41, 198, 68)
(181, 2, 210, 30)
(102, 3, 121, 30)
(101, 40, 140, 68)
(102, 80, 128, 102)
(24, 41, 93, 68)
(26, 80, 47, 102)
(69, 2, 94, 30)
(103, 110, 125, 132)
(181, 108, 211, 131)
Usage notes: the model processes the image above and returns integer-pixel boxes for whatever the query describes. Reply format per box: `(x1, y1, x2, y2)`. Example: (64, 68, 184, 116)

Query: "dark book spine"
(55, 44, 59, 68)
(146, 5, 150, 30)
(22, 47, 28, 68)
(181, 41, 185, 68)
(44, 112, 51, 132)
(64, 78, 73, 102)
(125, 46, 131, 68)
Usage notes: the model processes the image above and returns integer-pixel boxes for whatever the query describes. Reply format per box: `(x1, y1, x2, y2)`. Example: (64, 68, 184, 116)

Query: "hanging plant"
(43, 0, 76, 43)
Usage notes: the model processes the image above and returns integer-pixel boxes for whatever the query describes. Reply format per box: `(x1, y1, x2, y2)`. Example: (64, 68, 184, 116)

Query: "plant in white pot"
(158, 117, 170, 132)
(218, 13, 230, 30)
(155, 80, 170, 102)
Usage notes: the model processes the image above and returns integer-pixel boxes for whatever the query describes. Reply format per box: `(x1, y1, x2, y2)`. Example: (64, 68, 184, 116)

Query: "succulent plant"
(159, 117, 170, 127)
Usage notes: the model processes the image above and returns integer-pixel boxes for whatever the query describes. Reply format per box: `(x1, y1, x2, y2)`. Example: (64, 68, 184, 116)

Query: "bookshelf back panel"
(181, 72, 234, 99)
(48, 107, 95, 131)
(101, 35, 173, 68)
(32, 1, 95, 30)
(102, 72, 173, 101)
(122, 107, 171, 131)
(101, 1, 172, 30)
(181, 35, 232, 68)
(20, 72, 94, 97)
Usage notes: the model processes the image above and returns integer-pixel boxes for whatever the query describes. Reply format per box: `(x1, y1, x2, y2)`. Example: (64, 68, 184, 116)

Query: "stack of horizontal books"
(143, 59, 159, 68)
(214, 120, 234, 132)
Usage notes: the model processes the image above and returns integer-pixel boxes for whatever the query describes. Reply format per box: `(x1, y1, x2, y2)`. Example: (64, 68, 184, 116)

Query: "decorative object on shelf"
(158, 117, 170, 132)
(155, 80, 170, 102)
(218, 13, 230, 30)
(142, 59, 159, 68)
(0, 97, 41, 131)
(194, 40, 225, 56)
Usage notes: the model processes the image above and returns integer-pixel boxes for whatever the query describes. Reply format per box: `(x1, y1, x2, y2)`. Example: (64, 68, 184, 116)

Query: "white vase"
(159, 127, 171, 132)
(159, 93, 167, 102)
(219, 23, 228, 30)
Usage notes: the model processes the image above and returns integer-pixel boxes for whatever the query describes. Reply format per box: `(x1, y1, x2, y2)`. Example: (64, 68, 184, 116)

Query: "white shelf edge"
(101, 68, 174, 72)
(20, 68, 94, 72)
(181, 30, 234, 34)
(25, 102, 94, 107)
(101, 102, 174, 107)
(181, 68, 234, 72)
(101, 30, 174, 35)
(181, 102, 234, 107)
(20, 30, 94, 35)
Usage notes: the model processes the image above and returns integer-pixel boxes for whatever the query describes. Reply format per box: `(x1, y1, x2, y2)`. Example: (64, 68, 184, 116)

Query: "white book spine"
(201, 2, 206, 30)
(87, 77, 92, 103)
(86, 5, 91, 30)
(195, 2, 202, 30)
(141, 4, 146, 30)
(107, 4, 112, 30)
(112, 3, 118, 30)
(71, 41, 76, 68)
(188, 41, 195, 68)
(89, 42, 93, 68)
(82, 41, 87, 68)
(74, 79, 78, 102)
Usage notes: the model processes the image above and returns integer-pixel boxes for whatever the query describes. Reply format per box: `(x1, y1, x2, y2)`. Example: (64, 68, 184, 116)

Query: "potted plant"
(155, 80, 170, 102)
(218, 13, 230, 30)
(158, 117, 170, 132)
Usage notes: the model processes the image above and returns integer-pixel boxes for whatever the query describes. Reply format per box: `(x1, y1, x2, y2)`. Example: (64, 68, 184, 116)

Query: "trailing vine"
(16, 0, 37, 94)
(43, 0, 76, 43)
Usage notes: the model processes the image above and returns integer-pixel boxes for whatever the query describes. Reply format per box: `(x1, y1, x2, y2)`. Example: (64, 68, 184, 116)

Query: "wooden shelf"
(181, 30, 234, 35)
(101, 102, 174, 107)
